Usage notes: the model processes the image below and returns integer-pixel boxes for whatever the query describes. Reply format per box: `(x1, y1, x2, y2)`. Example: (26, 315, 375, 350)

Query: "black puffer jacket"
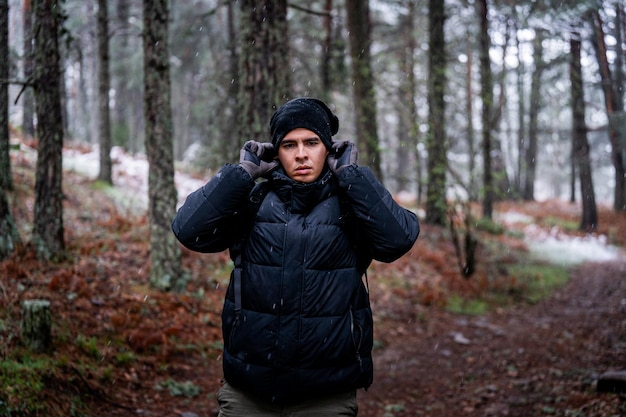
(172, 163, 419, 404)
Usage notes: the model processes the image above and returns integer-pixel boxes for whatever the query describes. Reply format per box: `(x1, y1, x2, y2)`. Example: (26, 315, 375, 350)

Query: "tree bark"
(224, 0, 240, 162)
(320, 0, 333, 102)
(465, 26, 477, 202)
(614, 3, 626, 198)
(32, 0, 65, 260)
(523, 29, 546, 201)
(143, 0, 184, 291)
(111, 0, 137, 153)
(615, 3, 625, 107)
(238, 0, 290, 143)
(22, 0, 35, 140)
(0, 0, 10, 191)
(345, 0, 382, 179)
(477, 0, 493, 219)
(425, 0, 447, 225)
(393, 3, 417, 194)
(97, 0, 112, 184)
(21, 299, 52, 353)
(515, 19, 526, 198)
(407, 1, 422, 204)
(0, 187, 21, 260)
(0, 0, 20, 260)
(589, 9, 625, 211)
(491, 17, 511, 201)
(569, 34, 597, 232)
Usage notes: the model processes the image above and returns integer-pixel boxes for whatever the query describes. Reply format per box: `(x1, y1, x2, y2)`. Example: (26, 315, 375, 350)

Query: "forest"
(1, 0, 625, 416)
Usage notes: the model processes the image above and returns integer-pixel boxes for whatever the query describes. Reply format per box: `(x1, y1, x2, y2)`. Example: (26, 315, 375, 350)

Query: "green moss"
(475, 218, 505, 235)
(155, 379, 201, 398)
(446, 295, 489, 315)
(74, 335, 103, 360)
(508, 263, 570, 304)
(114, 350, 137, 366)
(542, 216, 579, 232)
(0, 353, 49, 415)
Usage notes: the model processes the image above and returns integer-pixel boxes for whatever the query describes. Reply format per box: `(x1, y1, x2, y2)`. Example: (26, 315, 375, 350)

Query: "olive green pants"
(216, 382, 358, 417)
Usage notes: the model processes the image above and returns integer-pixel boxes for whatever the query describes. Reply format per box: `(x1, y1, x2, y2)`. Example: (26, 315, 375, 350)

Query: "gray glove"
(239, 140, 279, 179)
(327, 140, 358, 174)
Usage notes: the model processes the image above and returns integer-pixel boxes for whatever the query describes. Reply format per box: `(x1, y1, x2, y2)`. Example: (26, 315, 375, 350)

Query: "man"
(172, 97, 419, 416)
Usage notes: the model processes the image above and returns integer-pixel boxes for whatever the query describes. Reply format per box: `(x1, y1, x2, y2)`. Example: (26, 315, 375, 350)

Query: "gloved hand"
(327, 140, 358, 174)
(239, 140, 279, 179)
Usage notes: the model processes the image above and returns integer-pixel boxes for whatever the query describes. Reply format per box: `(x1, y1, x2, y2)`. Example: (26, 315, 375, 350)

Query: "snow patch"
(63, 145, 205, 212)
(523, 224, 621, 265)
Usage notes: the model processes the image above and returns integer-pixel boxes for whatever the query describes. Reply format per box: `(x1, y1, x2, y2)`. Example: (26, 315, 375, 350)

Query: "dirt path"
(358, 260, 626, 417)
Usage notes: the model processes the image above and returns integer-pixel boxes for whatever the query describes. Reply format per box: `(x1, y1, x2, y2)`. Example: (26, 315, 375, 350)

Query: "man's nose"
(296, 144, 307, 158)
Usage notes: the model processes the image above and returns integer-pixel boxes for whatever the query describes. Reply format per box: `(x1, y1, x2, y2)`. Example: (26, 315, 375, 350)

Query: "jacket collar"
(269, 167, 337, 214)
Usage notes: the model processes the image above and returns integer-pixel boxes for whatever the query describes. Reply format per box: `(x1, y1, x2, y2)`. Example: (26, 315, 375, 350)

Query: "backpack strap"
(246, 181, 270, 220)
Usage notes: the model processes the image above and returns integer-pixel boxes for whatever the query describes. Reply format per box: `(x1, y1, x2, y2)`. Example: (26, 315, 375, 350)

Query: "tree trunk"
(97, 0, 112, 184)
(21, 299, 52, 352)
(394, 3, 418, 195)
(0, 0, 19, 260)
(143, 0, 184, 291)
(614, 4, 626, 208)
(569, 34, 597, 232)
(491, 19, 511, 201)
(238, 0, 290, 143)
(0, 188, 21, 260)
(589, 9, 625, 211)
(224, 0, 240, 162)
(523, 29, 546, 201)
(345, 0, 382, 179)
(477, 0, 493, 219)
(425, 0, 447, 225)
(22, 0, 35, 140)
(408, 3, 422, 205)
(111, 0, 145, 154)
(0, 0, 10, 191)
(32, 0, 65, 260)
(515, 20, 526, 198)
(320, 0, 333, 102)
(465, 27, 477, 202)
(570, 137, 576, 203)
(615, 3, 625, 107)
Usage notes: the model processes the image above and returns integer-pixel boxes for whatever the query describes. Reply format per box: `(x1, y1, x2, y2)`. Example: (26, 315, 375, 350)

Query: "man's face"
(277, 128, 329, 183)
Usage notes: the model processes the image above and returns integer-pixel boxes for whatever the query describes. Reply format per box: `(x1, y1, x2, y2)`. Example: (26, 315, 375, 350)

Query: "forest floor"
(2, 142, 626, 417)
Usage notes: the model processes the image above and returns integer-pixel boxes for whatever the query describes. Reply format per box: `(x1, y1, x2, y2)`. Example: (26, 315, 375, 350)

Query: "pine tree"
(143, 0, 184, 291)
(32, 0, 65, 260)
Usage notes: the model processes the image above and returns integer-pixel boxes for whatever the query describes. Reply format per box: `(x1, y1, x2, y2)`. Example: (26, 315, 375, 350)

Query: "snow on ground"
(53, 145, 626, 265)
(496, 211, 623, 265)
(522, 224, 622, 265)
(63, 145, 204, 212)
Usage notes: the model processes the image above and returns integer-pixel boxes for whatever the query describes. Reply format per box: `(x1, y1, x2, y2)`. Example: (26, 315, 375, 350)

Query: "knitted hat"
(269, 98, 339, 150)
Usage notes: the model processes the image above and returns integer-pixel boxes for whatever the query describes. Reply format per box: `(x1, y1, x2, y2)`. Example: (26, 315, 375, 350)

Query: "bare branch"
(288, 3, 331, 17)
(0, 78, 34, 105)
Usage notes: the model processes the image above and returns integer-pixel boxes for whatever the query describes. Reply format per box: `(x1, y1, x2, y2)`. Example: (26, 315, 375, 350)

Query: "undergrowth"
(0, 350, 92, 417)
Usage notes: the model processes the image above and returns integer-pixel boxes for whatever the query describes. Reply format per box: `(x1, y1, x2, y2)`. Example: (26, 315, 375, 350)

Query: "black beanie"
(269, 97, 339, 150)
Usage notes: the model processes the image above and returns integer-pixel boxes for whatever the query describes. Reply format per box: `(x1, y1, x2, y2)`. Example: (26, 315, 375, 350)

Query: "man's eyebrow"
(282, 136, 320, 143)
